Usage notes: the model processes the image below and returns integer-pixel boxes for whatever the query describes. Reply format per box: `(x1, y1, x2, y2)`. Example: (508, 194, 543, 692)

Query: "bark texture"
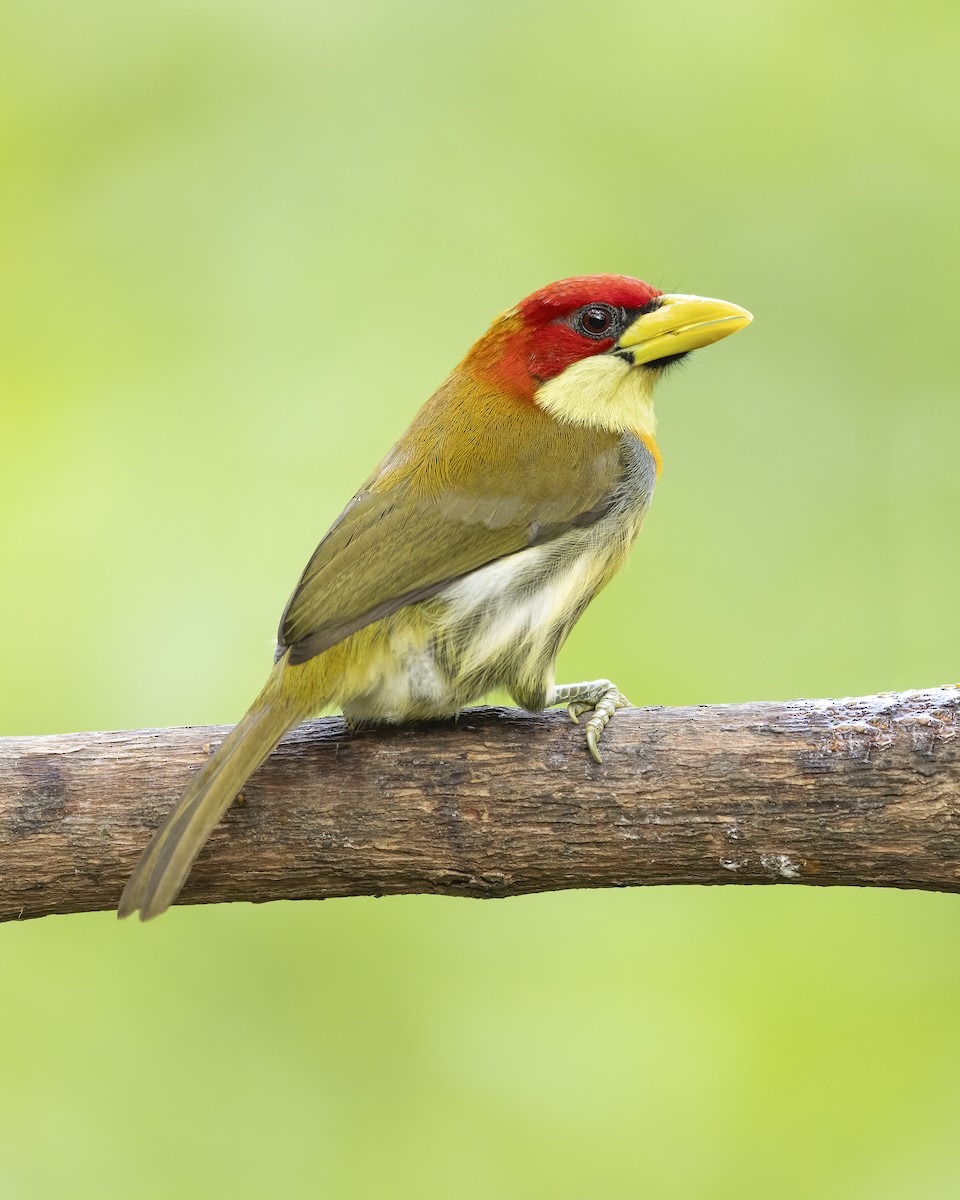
(1, 686, 959, 922)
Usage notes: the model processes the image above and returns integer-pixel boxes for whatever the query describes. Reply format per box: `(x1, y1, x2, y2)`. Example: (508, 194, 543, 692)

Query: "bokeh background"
(2, 0, 960, 1196)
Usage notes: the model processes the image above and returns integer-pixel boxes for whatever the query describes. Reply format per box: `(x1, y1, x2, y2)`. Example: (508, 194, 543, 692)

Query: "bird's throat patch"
(533, 354, 658, 442)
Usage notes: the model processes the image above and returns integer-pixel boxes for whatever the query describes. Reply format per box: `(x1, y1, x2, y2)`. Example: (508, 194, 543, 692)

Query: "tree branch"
(2, 686, 959, 921)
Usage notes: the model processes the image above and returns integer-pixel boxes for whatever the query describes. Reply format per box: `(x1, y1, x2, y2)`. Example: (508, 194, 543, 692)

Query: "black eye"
(575, 304, 618, 339)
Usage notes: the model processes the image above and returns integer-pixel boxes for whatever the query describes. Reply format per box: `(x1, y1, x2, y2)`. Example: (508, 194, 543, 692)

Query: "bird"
(118, 274, 752, 919)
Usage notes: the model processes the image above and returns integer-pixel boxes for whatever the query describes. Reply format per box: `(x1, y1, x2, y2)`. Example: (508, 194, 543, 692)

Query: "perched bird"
(119, 275, 752, 919)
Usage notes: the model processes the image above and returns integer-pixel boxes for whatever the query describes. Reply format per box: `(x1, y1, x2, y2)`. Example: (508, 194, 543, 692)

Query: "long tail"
(118, 682, 305, 921)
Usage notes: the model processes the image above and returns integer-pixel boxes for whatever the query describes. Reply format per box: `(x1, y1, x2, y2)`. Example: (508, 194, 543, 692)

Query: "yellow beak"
(616, 293, 753, 366)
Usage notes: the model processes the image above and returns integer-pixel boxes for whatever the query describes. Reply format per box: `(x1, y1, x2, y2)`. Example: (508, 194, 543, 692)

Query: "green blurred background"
(2, 0, 959, 1195)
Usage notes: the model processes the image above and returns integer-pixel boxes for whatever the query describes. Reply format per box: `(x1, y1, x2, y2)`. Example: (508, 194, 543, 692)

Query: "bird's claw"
(567, 701, 595, 724)
(549, 680, 629, 763)
(583, 689, 630, 763)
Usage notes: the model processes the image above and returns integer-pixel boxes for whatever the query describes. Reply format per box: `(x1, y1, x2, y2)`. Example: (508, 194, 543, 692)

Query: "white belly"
(339, 431, 657, 723)
(339, 539, 620, 723)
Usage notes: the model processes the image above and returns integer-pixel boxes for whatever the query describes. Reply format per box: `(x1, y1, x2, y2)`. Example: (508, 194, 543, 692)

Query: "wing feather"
(277, 377, 622, 665)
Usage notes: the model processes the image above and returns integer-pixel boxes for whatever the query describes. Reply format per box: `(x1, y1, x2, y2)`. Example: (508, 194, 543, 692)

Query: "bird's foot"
(547, 679, 630, 764)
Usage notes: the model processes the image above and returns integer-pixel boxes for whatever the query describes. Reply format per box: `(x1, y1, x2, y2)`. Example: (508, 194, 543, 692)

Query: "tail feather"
(119, 697, 301, 920)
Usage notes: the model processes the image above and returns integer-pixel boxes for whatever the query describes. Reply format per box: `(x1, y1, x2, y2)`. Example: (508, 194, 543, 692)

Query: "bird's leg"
(547, 679, 630, 764)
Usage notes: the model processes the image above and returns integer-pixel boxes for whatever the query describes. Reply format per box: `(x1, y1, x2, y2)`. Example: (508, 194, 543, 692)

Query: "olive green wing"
(277, 405, 622, 666)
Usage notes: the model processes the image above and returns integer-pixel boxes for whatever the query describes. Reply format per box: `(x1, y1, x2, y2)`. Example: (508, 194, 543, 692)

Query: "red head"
(463, 275, 663, 400)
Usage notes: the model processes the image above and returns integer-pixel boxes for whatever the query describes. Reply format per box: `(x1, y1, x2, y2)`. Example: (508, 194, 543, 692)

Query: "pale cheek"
(533, 355, 658, 436)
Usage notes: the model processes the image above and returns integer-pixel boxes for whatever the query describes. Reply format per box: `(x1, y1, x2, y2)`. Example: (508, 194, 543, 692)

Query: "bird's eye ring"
(575, 304, 618, 339)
